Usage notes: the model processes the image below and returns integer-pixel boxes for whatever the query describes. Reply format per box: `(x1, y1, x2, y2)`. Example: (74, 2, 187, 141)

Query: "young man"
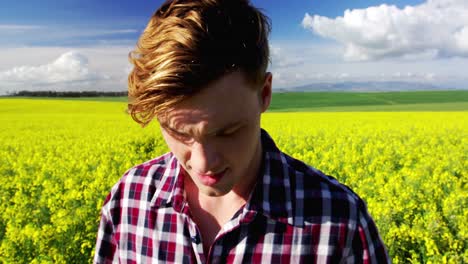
(94, 0, 390, 263)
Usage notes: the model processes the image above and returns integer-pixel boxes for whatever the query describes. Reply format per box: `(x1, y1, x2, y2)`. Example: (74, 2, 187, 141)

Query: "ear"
(260, 72, 272, 113)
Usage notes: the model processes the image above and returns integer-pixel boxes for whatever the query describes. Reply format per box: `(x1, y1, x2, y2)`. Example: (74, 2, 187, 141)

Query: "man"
(94, 0, 390, 263)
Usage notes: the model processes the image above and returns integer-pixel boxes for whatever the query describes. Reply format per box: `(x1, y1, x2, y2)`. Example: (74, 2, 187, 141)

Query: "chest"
(115, 208, 347, 263)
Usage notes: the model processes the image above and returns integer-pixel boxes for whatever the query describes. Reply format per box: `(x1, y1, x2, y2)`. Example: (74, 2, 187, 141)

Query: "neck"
(185, 177, 249, 216)
(184, 178, 249, 255)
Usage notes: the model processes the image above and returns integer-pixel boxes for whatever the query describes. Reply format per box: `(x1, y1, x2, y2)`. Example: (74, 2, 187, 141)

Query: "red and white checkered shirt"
(94, 130, 390, 263)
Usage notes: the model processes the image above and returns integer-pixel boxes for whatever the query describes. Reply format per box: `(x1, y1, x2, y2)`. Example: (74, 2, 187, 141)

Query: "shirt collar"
(149, 154, 185, 211)
(245, 129, 296, 225)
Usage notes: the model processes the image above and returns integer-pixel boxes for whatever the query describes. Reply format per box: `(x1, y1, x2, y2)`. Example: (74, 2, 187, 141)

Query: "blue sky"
(0, 0, 425, 44)
(1, 0, 467, 94)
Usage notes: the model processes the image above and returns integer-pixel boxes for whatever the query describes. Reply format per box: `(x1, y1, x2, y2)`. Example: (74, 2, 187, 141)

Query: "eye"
(216, 126, 240, 137)
(164, 126, 192, 142)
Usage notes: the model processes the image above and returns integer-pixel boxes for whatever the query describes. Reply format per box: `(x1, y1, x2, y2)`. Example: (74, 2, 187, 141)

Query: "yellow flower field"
(0, 99, 466, 263)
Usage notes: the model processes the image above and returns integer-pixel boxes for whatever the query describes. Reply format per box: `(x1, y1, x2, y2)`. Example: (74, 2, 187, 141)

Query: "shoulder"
(122, 152, 176, 187)
(281, 151, 366, 225)
(101, 152, 178, 213)
(284, 155, 390, 262)
(258, 129, 367, 226)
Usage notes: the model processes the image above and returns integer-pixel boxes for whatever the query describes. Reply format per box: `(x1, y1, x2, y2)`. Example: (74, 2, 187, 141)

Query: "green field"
(269, 90, 468, 111)
(0, 93, 467, 263)
(7, 90, 468, 111)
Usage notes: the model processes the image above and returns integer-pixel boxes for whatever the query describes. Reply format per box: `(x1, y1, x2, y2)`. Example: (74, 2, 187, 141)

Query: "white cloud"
(0, 51, 105, 84)
(0, 24, 137, 36)
(269, 42, 343, 71)
(0, 24, 42, 31)
(0, 43, 466, 94)
(266, 42, 468, 89)
(97, 29, 139, 35)
(302, 0, 468, 61)
(0, 46, 137, 95)
(270, 45, 302, 68)
(0, 50, 132, 95)
(0, 24, 139, 47)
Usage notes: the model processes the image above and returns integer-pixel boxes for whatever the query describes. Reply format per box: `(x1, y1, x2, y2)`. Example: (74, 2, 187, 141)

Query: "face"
(158, 70, 272, 197)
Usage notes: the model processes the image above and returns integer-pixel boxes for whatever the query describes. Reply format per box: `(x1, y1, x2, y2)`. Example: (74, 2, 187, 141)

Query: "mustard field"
(0, 99, 466, 263)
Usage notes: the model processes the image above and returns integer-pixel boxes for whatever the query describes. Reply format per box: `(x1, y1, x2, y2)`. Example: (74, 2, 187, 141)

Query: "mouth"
(197, 168, 228, 186)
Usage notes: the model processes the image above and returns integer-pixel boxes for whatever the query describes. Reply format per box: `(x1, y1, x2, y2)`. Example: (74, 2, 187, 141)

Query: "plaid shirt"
(94, 129, 389, 263)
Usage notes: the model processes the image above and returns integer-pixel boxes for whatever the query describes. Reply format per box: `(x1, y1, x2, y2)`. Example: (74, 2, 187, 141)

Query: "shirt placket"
(205, 207, 258, 264)
(179, 201, 206, 263)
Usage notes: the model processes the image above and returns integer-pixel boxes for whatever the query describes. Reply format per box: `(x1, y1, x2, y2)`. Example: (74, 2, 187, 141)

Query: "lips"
(197, 168, 228, 186)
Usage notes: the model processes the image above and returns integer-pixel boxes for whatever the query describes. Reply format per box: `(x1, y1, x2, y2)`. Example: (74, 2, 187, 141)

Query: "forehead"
(158, 71, 260, 131)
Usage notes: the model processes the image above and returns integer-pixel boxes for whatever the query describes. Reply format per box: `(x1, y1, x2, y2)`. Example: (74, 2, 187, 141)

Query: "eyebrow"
(210, 121, 244, 135)
(162, 120, 244, 137)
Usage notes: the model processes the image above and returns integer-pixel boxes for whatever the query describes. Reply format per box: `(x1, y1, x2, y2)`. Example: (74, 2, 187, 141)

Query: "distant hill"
(275, 81, 457, 92)
(4, 90, 127, 97)
(3, 81, 466, 97)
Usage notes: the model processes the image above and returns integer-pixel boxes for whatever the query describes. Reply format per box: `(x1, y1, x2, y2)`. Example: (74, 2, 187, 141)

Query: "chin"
(199, 185, 231, 197)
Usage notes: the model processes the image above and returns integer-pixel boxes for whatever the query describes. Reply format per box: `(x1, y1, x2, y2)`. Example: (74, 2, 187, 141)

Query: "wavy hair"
(128, 0, 271, 126)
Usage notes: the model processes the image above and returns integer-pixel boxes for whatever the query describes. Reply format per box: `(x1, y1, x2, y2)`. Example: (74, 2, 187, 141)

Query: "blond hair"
(128, 0, 271, 126)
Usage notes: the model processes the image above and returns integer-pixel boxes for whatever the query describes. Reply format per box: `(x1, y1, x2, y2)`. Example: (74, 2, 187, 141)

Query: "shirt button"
(191, 235, 200, 244)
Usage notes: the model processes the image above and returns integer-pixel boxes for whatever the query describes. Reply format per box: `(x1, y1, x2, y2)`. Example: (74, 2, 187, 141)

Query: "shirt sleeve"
(93, 197, 118, 264)
(345, 200, 391, 264)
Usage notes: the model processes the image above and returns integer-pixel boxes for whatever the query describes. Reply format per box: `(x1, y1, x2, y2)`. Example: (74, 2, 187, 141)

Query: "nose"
(188, 141, 220, 174)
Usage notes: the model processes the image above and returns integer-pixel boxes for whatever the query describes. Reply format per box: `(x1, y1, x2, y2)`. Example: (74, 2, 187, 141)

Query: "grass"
(269, 102, 468, 112)
(2, 90, 468, 111)
(268, 90, 468, 111)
